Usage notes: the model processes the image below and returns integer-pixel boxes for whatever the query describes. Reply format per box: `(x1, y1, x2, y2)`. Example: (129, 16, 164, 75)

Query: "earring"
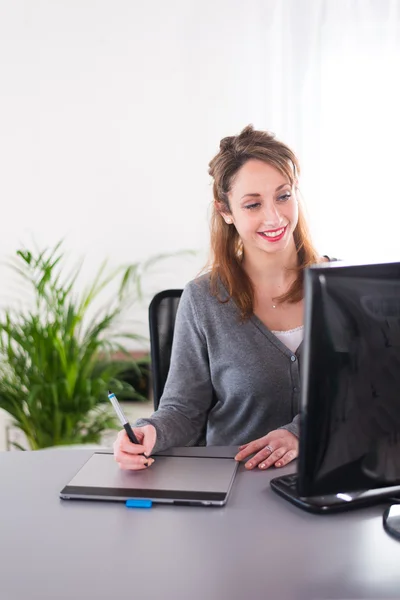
(226, 218, 232, 224)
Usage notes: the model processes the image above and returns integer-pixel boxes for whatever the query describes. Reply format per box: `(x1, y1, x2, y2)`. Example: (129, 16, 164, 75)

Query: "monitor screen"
(298, 261, 400, 497)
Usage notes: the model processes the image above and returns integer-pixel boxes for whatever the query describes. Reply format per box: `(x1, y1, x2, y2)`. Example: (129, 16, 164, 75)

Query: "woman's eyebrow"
(241, 183, 290, 200)
(240, 193, 261, 200)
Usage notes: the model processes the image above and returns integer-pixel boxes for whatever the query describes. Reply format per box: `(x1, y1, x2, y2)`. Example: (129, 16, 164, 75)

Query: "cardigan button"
(290, 355, 296, 362)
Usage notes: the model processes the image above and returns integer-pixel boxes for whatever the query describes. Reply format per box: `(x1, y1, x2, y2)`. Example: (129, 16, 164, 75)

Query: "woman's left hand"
(234, 429, 299, 470)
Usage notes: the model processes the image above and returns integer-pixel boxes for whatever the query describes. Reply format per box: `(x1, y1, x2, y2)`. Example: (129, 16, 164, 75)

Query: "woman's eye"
(244, 203, 261, 210)
(277, 193, 291, 202)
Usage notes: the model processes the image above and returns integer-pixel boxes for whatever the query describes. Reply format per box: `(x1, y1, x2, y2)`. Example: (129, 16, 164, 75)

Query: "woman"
(114, 125, 327, 471)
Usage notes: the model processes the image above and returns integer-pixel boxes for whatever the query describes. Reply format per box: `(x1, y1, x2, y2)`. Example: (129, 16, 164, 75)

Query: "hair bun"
(219, 136, 235, 151)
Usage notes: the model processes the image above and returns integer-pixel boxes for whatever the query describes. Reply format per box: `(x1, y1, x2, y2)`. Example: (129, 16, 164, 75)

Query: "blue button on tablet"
(126, 499, 153, 509)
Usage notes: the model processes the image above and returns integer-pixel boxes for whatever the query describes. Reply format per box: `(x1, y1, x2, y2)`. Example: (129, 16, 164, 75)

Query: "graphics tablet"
(60, 451, 239, 506)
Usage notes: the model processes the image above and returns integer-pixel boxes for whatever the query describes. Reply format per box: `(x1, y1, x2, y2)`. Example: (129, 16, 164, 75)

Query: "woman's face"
(223, 159, 299, 257)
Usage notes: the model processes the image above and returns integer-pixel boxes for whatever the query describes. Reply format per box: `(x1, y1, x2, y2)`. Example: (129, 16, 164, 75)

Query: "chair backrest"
(149, 289, 183, 410)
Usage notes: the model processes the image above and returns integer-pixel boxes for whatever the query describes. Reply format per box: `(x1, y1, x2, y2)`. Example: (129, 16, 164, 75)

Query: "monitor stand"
(270, 473, 400, 514)
(383, 504, 400, 541)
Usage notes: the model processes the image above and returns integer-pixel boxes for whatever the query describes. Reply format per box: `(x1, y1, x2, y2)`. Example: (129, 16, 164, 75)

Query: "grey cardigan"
(136, 275, 302, 454)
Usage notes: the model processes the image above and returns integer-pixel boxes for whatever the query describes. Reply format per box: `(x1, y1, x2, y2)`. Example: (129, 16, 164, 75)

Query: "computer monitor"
(271, 260, 400, 513)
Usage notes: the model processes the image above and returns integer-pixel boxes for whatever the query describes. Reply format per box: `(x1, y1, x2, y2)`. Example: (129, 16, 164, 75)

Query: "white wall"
(1, 0, 400, 344)
(1, 0, 400, 448)
(260, 0, 400, 263)
(0, 0, 266, 343)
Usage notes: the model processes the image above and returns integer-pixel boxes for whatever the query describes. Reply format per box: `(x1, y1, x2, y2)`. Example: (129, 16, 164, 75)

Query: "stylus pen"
(107, 390, 143, 450)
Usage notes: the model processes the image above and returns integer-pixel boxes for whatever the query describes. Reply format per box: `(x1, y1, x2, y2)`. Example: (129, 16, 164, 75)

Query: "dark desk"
(0, 447, 399, 600)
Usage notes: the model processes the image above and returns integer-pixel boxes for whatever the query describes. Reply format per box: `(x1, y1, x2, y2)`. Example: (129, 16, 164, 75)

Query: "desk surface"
(1, 447, 400, 600)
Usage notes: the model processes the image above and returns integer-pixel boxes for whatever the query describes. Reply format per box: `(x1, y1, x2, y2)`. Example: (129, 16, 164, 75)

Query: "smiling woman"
(208, 125, 319, 320)
(113, 125, 329, 473)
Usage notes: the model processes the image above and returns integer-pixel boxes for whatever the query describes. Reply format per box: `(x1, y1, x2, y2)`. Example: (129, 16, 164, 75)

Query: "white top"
(271, 325, 304, 353)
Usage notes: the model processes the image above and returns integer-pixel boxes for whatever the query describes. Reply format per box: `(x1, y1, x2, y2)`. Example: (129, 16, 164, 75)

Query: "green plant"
(0, 242, 149, 450)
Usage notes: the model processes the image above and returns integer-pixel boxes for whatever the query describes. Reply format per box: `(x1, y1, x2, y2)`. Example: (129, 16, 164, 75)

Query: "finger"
(258, 447, 287, 469)
(128, 427, 145, 444)
(274, 449, 298, 468)
(245, 446, 285, 470)
(116, 427, 145, 444)
(245, 447, 286, 471)
(115, 429, 141, 451)
(242, 445, 277, 469)
(118, 435, 147, 455)
(142, 429, 157, 457)
(118, 459, 154, 471)
(235, 438, 268, 461)
(116, 453, 155, 469)
(114, 438, 148, 462)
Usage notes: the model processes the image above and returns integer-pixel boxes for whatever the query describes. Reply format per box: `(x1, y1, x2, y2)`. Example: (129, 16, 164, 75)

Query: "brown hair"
(207, 124, 319, 320)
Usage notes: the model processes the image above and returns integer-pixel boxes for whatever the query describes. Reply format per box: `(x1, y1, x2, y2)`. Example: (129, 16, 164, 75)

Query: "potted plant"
(0, 242, 149, 450)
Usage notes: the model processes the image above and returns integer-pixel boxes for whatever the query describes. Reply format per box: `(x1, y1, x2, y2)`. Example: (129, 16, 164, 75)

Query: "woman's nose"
(262, 202, 282, 227)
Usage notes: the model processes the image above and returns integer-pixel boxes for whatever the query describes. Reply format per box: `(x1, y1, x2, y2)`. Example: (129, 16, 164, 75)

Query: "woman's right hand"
(113, 424, 157, 470)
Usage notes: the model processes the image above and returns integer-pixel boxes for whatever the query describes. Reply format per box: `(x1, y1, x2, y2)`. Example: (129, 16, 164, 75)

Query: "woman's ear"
(215, 201, 233, 225)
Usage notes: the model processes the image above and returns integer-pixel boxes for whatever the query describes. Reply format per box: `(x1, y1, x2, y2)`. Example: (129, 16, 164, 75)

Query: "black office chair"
(149, 289, 183, 410)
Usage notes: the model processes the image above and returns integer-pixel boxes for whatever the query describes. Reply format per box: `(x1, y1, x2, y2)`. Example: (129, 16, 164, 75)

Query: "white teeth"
(262, 228, 284, 238)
